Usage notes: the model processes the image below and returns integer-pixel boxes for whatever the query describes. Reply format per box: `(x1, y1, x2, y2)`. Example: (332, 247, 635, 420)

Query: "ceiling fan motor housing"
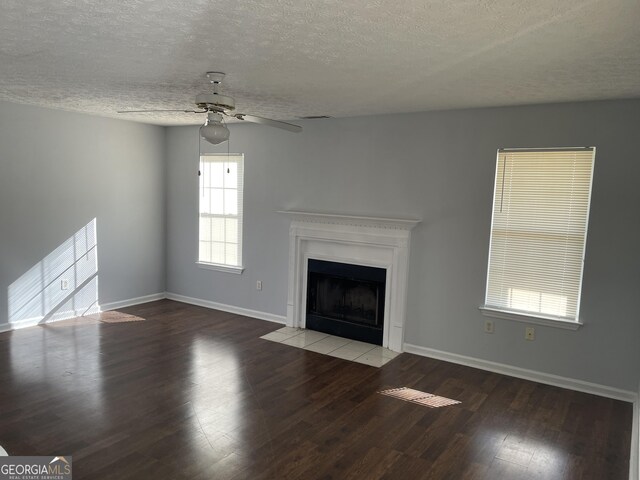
(195, 93, 235, 112)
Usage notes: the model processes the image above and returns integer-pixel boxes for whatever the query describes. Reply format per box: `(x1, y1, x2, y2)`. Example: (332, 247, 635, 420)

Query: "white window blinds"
(484, 148, 595, 322)
(199, 154, 244, 267)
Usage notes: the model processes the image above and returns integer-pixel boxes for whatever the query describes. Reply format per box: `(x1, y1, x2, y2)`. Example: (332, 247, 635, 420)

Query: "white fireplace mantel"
(279, 211, 420, 352)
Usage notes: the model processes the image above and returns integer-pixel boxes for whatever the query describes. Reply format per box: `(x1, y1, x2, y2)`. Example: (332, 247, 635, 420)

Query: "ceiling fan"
(117, 72, 302, 144)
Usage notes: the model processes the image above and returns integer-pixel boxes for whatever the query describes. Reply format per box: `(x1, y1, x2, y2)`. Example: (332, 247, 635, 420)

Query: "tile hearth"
(260, 327, 400, 367)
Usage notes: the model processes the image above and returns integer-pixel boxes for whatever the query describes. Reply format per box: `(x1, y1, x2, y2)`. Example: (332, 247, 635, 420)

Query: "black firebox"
(306, 259, 386, 345)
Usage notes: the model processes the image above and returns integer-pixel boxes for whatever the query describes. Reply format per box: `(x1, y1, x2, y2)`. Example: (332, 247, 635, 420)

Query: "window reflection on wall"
(8, 218, 99, 327)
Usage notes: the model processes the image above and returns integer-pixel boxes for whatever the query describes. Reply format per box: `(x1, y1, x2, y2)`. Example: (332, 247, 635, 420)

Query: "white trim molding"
(277, 211, 421, 230)
(99, 293, 166, 311)
(3, 304, 101, 332)
(403, 343, 637, 403)
(480, 306, 582, 330)
(280, 210, 420, 352)
(196, 262, 244, 275)
(0, 293, 166, 334)
(165, 292, 286, 324)
(0, 292, 286, 336)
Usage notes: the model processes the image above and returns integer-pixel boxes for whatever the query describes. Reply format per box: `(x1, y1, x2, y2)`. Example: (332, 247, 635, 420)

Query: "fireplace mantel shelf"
(277, 211, 421, 230)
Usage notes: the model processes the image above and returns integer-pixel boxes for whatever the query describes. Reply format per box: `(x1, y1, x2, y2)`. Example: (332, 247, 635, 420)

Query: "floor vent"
(379, 387, 461, 408)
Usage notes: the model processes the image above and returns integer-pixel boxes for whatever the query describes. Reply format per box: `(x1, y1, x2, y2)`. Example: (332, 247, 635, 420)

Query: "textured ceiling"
(1, 0, 639, 126)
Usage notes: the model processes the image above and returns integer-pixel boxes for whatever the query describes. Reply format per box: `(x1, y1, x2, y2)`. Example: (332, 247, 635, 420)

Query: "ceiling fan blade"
(117, 109, 206, 114)
(233, 114, 302, 133)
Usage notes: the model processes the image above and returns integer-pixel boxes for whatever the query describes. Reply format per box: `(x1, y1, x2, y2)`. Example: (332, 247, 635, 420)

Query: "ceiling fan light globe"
(200, 123, 230, 145)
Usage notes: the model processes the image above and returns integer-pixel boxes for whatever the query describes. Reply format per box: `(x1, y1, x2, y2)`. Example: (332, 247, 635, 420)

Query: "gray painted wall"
(0, 101, 166, 326)
(166, 99, 640, 391)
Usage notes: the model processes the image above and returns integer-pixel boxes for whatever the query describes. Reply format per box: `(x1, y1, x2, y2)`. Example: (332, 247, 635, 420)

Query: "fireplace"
(306, 259, 386, 345)
(281, 211, 420, 352)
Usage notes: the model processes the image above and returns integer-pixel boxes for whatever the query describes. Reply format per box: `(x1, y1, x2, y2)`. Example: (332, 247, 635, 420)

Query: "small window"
(482, 147, 595, 326)
(198, 154, 244, 272)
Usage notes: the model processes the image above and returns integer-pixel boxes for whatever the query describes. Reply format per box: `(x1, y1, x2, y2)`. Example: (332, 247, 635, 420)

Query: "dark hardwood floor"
(0, 300, 632, 479)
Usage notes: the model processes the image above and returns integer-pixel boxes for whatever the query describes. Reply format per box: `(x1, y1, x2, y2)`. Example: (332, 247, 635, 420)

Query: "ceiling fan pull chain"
(199, 128, 204, 196)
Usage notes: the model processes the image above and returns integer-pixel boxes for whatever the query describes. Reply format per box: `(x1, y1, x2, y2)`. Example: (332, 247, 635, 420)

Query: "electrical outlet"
(256, 280, 262, 291)
(484, 320, 494, 333)
(525, 327, 535, 341)
(61, 279, 69, 290)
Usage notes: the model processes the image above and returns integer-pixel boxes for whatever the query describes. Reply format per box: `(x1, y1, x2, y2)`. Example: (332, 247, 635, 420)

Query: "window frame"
(196, 153, 245, 274)
(480, 147, 595, 330)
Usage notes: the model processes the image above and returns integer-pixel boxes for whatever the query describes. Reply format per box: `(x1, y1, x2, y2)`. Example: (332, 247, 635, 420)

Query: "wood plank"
(0, 299, 632, 479)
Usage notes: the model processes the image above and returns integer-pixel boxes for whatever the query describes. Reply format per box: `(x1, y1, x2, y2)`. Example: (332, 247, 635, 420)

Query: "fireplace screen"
(309, 276, 380, 325)
(306, 259, 385, 344)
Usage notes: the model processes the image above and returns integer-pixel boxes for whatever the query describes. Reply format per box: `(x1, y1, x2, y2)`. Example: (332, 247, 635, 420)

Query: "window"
(198, 154, 244, 273)
(481, 147, 595, 328)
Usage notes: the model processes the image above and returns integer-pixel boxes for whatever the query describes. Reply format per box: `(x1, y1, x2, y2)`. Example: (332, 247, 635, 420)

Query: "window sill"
(479, 306, 582, 330)
(197, 262, 244, 275)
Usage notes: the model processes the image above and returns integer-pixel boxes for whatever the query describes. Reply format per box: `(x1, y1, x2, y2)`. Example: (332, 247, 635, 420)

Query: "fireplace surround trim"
(280, 211, 420, 352)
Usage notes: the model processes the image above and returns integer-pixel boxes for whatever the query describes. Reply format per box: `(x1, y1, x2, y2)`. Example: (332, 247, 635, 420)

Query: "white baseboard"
(403, 343, 637, 403)
(405, 344, 640, 478)
(99, 293, 166, 311)
(165, 292, 286, 325)
(0, 293, 164, 335)
(1, 305, 101, 333)
(6, 315, 43, 329)
(0, 292, 285, 334)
